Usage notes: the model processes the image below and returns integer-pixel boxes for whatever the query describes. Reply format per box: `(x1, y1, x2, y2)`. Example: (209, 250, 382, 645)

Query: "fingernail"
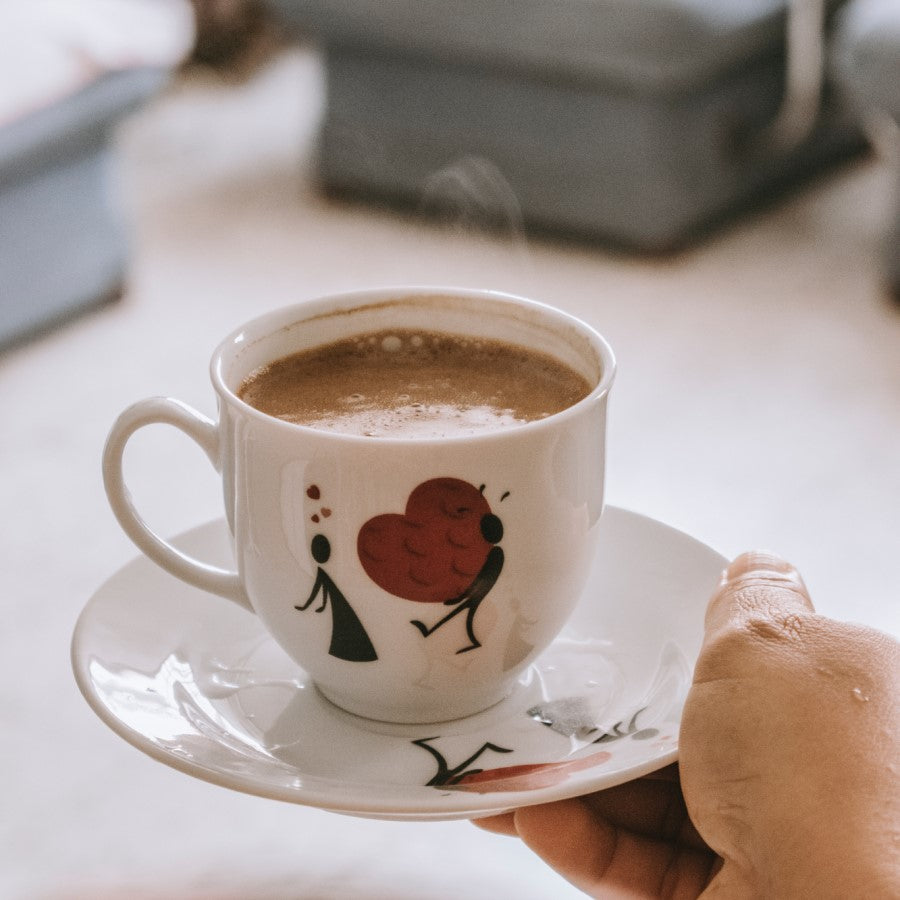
(723, 551, 804, 587)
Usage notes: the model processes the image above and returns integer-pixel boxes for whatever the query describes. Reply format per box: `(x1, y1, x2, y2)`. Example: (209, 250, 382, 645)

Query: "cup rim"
(209, 285, 616, 445)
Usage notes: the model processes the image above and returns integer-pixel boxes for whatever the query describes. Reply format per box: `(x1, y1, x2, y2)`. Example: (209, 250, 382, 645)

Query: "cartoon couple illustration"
(295, 478, 505, 662)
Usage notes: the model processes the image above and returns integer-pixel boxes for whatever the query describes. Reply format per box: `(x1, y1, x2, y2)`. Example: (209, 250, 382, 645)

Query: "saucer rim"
(72, 506, 726, 821)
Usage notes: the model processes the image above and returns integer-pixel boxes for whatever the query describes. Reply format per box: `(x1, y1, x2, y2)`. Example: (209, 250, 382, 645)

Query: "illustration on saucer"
(412, 705, 664, 793)
(413, 737, 513, 786)
(528, 699, 660, 744)
(358, 478, 506, 653)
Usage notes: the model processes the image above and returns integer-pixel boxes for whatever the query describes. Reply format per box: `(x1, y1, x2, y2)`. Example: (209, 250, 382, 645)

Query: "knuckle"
(745, 610, 808, 644)
(693, 627, 752, 683)
(694, 608, 814, 684)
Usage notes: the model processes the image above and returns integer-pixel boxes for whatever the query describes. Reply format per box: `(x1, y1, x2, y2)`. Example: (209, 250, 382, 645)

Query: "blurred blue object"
(832, 0, 900, 119)
(0, 67, 169, 350)
(268, 0, 865, 250)
(831, 0, 900, 295)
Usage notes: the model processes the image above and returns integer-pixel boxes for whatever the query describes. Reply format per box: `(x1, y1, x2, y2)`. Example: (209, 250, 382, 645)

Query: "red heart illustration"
(451, 749, 614, 793)
(358, 478, 493, 603)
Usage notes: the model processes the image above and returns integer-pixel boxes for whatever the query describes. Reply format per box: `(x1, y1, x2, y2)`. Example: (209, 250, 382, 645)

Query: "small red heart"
(358, 478, 493, 603)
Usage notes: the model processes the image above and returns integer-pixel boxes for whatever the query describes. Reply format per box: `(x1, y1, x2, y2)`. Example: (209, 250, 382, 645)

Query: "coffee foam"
(238, 329, 592, 438)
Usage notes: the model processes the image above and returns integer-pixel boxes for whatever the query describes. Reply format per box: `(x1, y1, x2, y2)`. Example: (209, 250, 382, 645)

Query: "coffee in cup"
(237, 328, 593, 438)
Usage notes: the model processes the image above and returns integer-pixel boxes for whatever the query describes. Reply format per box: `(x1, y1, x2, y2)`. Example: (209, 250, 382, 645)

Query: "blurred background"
(1, 1, 898, 897)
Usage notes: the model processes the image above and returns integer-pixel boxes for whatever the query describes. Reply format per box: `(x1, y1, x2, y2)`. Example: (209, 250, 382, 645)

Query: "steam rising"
(419, 155, 533, 273)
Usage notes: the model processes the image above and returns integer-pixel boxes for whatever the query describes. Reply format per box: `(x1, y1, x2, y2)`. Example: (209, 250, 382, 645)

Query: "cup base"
(314, 680, 516, 726)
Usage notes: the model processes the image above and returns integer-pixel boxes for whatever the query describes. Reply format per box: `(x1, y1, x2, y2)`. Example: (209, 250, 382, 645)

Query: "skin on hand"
(475, 765, 719, 898)
(473, 551, 900, 900)
(681, 552, 900, 898)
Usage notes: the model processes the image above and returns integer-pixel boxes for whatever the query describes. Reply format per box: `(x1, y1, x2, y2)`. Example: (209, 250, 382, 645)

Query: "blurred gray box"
(271, 0, 864, 250)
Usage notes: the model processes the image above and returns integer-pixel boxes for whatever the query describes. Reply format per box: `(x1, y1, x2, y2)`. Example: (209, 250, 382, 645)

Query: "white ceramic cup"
(103, 287, 616, 723)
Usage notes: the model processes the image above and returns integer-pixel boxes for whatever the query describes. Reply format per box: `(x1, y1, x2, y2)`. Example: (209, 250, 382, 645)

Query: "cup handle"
(102, 397, 252, 612)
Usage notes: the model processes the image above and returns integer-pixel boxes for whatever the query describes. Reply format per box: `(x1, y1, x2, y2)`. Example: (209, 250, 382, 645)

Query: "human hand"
(473, 552, 900, 899)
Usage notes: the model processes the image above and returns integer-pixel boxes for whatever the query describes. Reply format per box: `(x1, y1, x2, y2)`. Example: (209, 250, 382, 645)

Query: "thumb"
(702, 551, 815, 649)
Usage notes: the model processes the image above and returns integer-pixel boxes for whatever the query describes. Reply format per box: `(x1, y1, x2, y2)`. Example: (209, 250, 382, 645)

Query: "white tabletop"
(2, 47, 898, 899)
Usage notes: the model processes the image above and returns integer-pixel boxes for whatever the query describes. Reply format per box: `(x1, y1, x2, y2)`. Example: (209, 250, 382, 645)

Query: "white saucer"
(72, 507, 725, 821)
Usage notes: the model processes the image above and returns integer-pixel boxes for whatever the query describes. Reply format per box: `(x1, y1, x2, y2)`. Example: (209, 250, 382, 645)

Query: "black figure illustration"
(295, 534, 378, 662)
(412, 737, 513, 787)
(527, 702, 659, 743)
(410, 513, 504, 654)
(590, 707, 659, 744)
